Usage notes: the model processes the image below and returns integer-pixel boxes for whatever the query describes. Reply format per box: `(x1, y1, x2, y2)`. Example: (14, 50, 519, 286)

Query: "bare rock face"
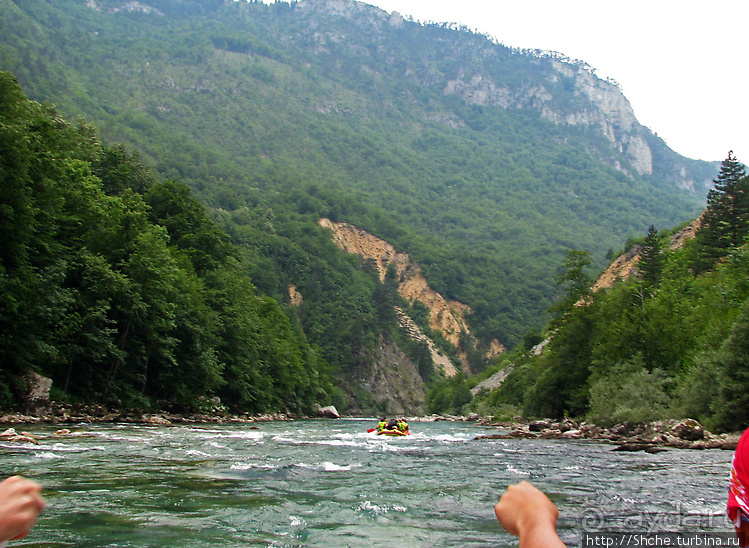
(344, 335, 426, 416)
(470, 367, 513, 396)
(26, 372, 52, 405)
(549, 62, 653, 177)
(592, 216, 702, 292)
(297, 0, 388, 22)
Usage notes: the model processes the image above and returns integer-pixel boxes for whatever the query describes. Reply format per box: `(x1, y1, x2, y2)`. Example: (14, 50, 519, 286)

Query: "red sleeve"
(728, 428, 749, 523)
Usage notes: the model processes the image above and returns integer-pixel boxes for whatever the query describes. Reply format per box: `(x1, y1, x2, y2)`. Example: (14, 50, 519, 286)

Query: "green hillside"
(457, 154, 749, 432)
(0, 0, 712, 354)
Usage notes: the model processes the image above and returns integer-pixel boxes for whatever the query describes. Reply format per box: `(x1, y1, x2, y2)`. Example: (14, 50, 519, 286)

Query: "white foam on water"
(191, 429, 264, 440)
(209, 441, 230, 449)
(185, 449, 212, 457)
(309, 438, 361, 448)
(369, 441, 407, 453)
(230, 462, 278, 470)
(289, 515, 307, 527)
(29, 442, 104, 453)
(295, 461, 354, 472)
(356, 500, 408, 515)
(429, 433, 472, 442)
(34, 451, 63, 459)
(506, 464, 530, 476)
(494, 444, 524, 453)
(271, 435, 297, 444)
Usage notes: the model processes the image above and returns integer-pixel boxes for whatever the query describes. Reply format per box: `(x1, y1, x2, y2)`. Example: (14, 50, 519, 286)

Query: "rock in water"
(318, 405, 341, 419)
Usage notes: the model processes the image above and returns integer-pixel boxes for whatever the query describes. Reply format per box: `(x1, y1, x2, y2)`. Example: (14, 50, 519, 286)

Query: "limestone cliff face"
(551, 61, 652, 176)
(85, 0, 163, 14)
(444, 60, 653, 178)
(319, 218, 470, 350)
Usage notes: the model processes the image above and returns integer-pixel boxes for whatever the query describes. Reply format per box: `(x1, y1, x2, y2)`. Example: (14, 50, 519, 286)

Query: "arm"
(0, 476, 46, 543)
(495, 481, 566, 548)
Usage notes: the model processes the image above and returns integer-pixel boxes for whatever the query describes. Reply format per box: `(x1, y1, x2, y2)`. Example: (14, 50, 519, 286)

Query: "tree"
(710, 302, 749, 431)
(696, 152, 749, 271)
(94, 145, 157, 196)
(639, 225, 663, 287)
(550, 249, 593, 318)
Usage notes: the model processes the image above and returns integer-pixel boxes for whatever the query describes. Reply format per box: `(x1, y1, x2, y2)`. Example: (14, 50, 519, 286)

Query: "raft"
(377, 429, 409, 436)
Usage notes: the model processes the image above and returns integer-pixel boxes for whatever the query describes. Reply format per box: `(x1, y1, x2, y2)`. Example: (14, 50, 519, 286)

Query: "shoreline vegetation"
(0, 404, 740, 452)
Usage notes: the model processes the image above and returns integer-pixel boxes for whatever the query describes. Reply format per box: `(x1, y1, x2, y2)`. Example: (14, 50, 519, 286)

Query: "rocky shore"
(473, 417, 741, 451)
(0, 402, 295, 427)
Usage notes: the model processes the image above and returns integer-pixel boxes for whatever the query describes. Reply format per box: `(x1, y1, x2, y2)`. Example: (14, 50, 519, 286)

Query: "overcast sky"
(360, 0, 748, 164)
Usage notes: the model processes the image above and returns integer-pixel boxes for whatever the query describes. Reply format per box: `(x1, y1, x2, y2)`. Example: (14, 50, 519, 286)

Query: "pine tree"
(696, 151, 749, 271)
(639, 225, 663, 287)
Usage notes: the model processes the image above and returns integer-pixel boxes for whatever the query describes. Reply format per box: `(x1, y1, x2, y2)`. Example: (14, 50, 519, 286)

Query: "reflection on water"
(0, 419, 735, 547)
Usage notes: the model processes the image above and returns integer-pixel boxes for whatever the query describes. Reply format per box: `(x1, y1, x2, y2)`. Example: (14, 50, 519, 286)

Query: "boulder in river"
(0, 427, 39, 444)
(317, 405, 341, 419)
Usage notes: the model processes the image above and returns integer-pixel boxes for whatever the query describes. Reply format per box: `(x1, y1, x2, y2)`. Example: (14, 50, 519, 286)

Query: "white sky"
(362, 0, 748, 163)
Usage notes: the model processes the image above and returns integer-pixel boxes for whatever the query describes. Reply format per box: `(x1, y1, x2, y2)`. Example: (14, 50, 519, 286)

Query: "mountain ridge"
(269, 0, 714, 192)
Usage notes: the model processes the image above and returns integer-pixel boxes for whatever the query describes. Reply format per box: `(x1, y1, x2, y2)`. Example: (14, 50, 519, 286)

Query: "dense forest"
(0, 0, 714, 349)
(0, 71, 415, 413)
(429, 153, 749, 432)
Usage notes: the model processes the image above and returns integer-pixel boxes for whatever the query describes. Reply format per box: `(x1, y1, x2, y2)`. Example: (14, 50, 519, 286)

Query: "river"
(0, 419, 737, 547)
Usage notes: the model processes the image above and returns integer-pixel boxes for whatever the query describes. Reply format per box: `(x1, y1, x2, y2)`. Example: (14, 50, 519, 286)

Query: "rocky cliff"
(340, 334, 426, 416)
(475, 215, 704, 396)
(319, 218, 470, 347)
(443, 56, 707, 190)
(318, 218, 507, 370)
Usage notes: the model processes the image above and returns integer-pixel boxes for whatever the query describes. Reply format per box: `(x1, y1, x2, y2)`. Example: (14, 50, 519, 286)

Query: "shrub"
(587, 356, 673, 426)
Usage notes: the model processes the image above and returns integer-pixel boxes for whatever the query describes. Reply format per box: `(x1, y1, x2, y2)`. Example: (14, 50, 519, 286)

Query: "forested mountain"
(0, 0, 724, 414)
(0, 0, 715, 345)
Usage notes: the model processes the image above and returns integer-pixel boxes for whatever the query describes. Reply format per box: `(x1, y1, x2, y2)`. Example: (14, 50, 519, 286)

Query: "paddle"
(367, 428, 376, 433)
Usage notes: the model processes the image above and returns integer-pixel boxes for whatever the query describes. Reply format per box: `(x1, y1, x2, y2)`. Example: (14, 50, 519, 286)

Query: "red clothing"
(729, 428, 749, 524)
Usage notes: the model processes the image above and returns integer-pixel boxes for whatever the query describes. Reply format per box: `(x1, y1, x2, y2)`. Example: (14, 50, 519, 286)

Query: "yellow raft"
(377, 429, 409, 436)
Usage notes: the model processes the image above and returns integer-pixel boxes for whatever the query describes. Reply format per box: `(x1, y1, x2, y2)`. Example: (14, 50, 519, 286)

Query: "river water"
(0, 419, 737, 547)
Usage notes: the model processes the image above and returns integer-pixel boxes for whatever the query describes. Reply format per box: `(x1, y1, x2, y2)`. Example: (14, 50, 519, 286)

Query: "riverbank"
(0, 405, 741, 451)
(0, 402, 292, 426)
(472, 417, 742, 451)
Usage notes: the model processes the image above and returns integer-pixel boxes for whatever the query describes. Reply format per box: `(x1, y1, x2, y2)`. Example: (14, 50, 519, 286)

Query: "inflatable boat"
(377, 429, 409, 436)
